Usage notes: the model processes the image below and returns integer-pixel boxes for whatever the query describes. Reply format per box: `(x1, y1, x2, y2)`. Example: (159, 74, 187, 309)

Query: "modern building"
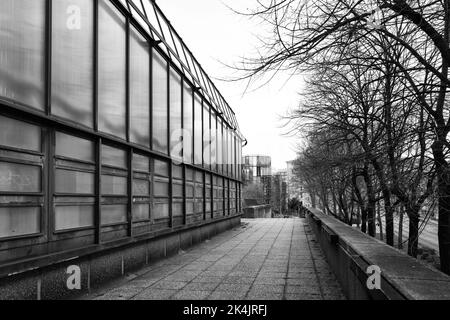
(242, 155, 272, 205)
(0, 0, 244, 298)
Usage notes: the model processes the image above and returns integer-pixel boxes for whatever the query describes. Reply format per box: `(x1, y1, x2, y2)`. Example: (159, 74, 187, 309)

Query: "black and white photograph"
(0, 0, 450, 310)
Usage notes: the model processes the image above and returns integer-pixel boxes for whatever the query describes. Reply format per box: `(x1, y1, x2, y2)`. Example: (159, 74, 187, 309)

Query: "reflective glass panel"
(0, 116, 41, 152)
(98, 0, 126, 139)
(0, 207, 40, 238)
(52, 0, 94, 127)
(130, 26, 150, 146)
(152, 50, 168, 154)
(0, 0, 46, 110)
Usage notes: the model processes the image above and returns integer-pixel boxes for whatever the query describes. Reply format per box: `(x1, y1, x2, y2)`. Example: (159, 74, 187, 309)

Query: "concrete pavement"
(80, 218, 345, 300)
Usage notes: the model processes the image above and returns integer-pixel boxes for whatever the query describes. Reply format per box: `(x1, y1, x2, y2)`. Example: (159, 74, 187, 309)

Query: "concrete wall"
(242, 205, 272, 218)
(307, 208, 450, 300)
(0, 216, 241, 300)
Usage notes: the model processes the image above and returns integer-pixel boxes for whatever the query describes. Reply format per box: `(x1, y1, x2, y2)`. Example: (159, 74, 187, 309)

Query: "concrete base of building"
(0, 215, 241, 300)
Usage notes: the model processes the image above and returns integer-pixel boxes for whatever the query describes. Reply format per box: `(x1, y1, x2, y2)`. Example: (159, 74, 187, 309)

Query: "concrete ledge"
(0, 215, 242, 300)
(243, 205, 272, 218)
(307, 208, 450, 300)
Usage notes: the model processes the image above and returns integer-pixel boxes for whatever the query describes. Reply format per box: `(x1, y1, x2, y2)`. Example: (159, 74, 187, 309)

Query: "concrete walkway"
(81, 219, 346, 300)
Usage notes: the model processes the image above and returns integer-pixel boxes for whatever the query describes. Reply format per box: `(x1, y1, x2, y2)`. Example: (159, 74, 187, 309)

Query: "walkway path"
(81, 218, 346, 300)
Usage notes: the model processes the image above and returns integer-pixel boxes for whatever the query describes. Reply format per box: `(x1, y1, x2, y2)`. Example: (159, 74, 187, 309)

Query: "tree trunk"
(398, 207, 404, 250)
(310, 191, 316, 208)
(383, 191, 394, 246)
(367, 202, 376, 237)
(377, 201, 383, 241)
(364, 172, 376, 237)
(361, 207, 367, 234)
(407, 206, 420, 258)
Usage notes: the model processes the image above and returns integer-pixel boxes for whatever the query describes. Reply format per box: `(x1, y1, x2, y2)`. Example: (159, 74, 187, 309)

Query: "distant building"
(243, 155, 272, 205)
(286, 160, 311, 207)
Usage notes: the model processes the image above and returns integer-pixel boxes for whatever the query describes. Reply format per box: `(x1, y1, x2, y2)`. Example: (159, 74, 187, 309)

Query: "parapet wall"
(243, 205, 272, 219)
(307, 208, 450, 300)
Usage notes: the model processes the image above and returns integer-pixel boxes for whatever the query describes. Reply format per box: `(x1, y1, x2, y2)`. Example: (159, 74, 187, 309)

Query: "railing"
(306, 208, 450, 300)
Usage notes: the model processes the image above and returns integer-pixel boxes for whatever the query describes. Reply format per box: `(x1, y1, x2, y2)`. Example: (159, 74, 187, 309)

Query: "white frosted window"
(0, 162, 41, 193)
(0, 115, 41, 152)
(203, 105, 210, 169)
(102, 144, 127, 168)
(55, 169, 94, 194)
(170, 68, 182, 160)
(101, 175, 127, 195)
(98, 0, 126, 139)
(211, 113, 217, 171)
(194, 94, 202, 165)
(55, 205, 94, 230)
(152, 50, 168, 154)
(0, 0, 46, 110)
(153, 201, 169, 219)
(183, 83, 193, 164)
(56, 132, 94, 162)
(133, 203, 150, 221)
(101, 205, 127, 225)
(130, 26, 150, 147)
(52, 0, 94, 127)
(0, 207, 40, 238)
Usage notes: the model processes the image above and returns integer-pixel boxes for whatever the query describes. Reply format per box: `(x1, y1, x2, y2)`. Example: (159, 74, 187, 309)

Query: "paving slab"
(81, 219, 346, 300)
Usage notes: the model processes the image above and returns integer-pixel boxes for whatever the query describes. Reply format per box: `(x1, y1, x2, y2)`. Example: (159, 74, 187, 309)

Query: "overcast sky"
(157, 0, 305, 171)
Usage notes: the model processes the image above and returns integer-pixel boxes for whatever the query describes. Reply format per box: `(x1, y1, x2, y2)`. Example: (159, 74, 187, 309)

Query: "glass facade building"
(0, 0, 244, 264)
(242, 155, 272, 205)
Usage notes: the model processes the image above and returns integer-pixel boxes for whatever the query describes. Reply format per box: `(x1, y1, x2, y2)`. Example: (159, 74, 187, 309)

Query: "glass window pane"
(130, 26, 150, 146)
(55, 169, 94, 194)
(0, 207, 40, 238)
(186, 200, 194, 215)
(169, 68, 182, 160)
(133, 203, 150, 221)
(101, 175, 127, 195)
(217, 118, 222, 173)
(101, 204, 127, 225)
(154, 159, 169, 177)
(0, 162, 41, 192)
(133, 153, 150, 172)
(133, 179, 149, 196)
(55, 205, 94, 230)
(56, 132, 94, 162)
(173, 165, 183, 179)
(0, 116, 41, 152)
(183, 82, 193, 164)
(0, 0, 46, 110)
(152, 50, 168, 154)
(102, 145, 127, 168)
(154, 178, 169, 197)
(194, 94, 202, 165)
(203, 105, 210, 169)
(153, 201, 169, 219)
(186, 183, 194, 198)
(211, 113, 217, 171)
(51, 0, 94, 127)
(173, 202, 183, 217)
(98, 0, 126, 139)
(173, 183, 183, 197)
